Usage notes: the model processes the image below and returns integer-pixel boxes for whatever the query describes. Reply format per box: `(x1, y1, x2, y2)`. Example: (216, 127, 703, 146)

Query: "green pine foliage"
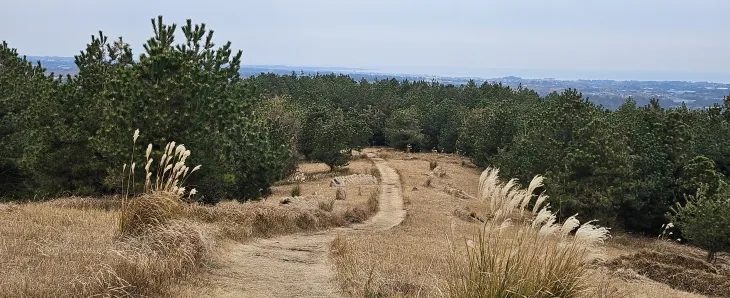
(669, 183, 730, 263)
(0, 16, 291, 203)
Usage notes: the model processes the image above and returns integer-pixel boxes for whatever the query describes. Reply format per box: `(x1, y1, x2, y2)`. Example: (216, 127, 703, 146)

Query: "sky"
(2, 0, 729, 81)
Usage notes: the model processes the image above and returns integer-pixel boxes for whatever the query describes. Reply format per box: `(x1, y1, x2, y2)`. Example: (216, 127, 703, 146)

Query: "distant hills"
(26, 56, 730, 109)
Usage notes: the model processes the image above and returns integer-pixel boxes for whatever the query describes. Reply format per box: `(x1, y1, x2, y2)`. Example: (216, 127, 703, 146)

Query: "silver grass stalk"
(145, 144, 152, 160)
(145, 158, 153, 173)
(560, 214, 581, 238)
(167, 141, 176, 156)
(532, 193, 549, 214)
(575, 220, 610, 246)
(532, 206, 553, 229)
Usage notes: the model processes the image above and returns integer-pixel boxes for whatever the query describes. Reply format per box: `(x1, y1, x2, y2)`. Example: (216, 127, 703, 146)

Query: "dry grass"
(446, 167, 611, 298)
(268, 159, 380, 212)
(607, 251, 730, 297)
(0, 131, 382, 297)
(0, 159, 381, 298)
(45, 195, 122, 211)
(330, 154, 481, 297)
(343, 189, 379, 224)
(118, 192, 186, 236)
(330, 150, 707, 298)
(336, 186, 347, 200)
(0, 203, 120, 297)
(0, 201, 212, 297)
(319, 199, 336, 211)
(291, 184, 302, 196)
(429, 160, 438, 170)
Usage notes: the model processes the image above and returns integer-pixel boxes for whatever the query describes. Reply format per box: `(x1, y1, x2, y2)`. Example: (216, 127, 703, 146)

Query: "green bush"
(668, 183, 730, 263)
(384, 107, 424, 150)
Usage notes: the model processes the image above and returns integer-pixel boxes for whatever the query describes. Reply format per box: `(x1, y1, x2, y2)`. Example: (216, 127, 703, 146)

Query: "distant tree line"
(245, 71, 730, 239)
(1, 16, 729, 246)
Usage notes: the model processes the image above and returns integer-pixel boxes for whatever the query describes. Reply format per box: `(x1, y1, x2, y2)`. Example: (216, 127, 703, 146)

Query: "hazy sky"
(2, 0, 729, 80)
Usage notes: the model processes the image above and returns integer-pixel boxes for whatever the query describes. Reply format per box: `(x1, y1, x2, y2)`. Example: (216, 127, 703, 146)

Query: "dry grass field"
(2, 148, 727, 298)
(0, 156, 379, 298)
(330, 149, 729, 298)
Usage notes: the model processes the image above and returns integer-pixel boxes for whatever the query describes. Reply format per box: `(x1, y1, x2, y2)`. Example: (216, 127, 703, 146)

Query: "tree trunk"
(707, 250, 716, 264)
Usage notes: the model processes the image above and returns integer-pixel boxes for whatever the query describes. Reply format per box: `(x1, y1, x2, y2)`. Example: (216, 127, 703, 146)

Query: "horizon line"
(25, 56, 730, 84)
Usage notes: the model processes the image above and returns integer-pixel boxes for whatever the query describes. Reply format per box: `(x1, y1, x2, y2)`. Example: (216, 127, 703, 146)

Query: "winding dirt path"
(178, 153, 405, 298)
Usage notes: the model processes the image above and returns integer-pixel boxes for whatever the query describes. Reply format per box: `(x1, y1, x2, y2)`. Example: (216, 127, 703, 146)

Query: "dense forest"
(2, 17, 730, 240)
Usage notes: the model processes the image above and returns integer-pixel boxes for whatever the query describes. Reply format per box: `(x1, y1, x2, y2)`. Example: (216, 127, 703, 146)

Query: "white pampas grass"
(448, 167, 612, 298)
(560, 214, 581, 238)
(145, 144, 152, 160)
(121, 129, 202, 197)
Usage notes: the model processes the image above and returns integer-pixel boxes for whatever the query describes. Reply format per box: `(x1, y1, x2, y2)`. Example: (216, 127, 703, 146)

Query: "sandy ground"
(174, 153, 405, 298)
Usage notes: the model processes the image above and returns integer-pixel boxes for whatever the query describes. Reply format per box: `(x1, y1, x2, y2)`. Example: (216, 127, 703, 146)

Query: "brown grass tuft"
(369, 166, 381, 181)
(607, 250, 730, 297)
(342, 189, 379, 224)
(291, 184, 302, 197)
(318, 199, 335, 212)
(118, 192, 185, 237)
(110, 220, 212, 297)
(336, 186, 347, 200)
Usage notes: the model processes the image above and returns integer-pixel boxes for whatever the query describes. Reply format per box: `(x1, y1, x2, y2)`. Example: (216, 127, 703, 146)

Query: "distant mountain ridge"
(26, 56, 730, 109)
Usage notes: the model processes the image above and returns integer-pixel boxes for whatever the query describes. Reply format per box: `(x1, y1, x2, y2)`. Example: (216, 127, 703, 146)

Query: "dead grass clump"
(607, 250, 730, 297)
(0, 202, 19, 213)
(429, 160, 438, 170)
(336, 186, 347, 200)
(318, 199, 335, 212)
(118, 130, 201, 236)
(110, 220, 212, 297)
(0, 203, 211, 297)
(448, 222, 608, 298)
(291, 184, 302, 197)
(46, 196, 122, 211)
(432, 165, 446, 178)
(118, 192, 186, 237)
(343, 189, 378, 224)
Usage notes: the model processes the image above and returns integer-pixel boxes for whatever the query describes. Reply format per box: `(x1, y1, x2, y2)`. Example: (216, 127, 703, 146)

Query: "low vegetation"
(447, 167, 610, 298)
(668, 183, 730, 263)
(331, 151, 723, 298)
(0, 130, 381, 297)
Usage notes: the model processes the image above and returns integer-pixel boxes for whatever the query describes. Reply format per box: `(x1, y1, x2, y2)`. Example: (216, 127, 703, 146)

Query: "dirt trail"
(178, 153, 405, 298)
